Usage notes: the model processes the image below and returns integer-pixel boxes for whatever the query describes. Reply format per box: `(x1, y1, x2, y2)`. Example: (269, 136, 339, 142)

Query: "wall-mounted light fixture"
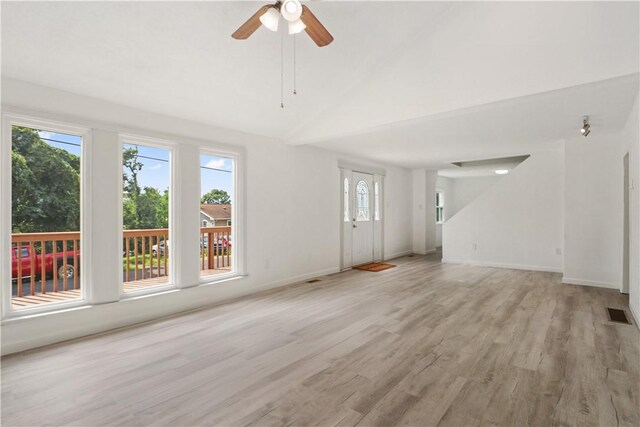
(494, 169, 509, 175)
(581, 116, 591, 137)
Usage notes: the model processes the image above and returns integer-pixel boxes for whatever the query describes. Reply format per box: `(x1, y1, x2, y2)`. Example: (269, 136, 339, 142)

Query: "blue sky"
(37, 131, 233, 200)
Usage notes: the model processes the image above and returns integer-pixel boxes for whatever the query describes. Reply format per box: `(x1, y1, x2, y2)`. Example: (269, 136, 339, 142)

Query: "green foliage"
(201, 188, 231, 205)
(122, 148, 169, 230)
(12, 129, 227, 234)
(11, 127, 80, 233)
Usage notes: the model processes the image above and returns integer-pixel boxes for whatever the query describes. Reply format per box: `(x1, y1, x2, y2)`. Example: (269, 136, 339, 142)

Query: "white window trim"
(119, 133, 178, 298)
(1, 113, 93, 318)
(199, 148, 245, 283)
(1, 109, 247, 321)
(435, 190, 445, 224)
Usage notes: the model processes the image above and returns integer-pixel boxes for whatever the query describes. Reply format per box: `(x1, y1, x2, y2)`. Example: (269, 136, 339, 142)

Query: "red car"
(11, 245, 80, 281)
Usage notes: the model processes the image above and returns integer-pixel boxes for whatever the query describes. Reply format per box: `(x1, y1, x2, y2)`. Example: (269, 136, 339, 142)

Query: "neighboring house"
(200, 204, 232, 227)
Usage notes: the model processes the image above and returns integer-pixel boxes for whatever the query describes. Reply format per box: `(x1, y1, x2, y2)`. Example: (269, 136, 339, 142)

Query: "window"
(122, 142, 171, 293)
(436, 191, 444, 224)
(9, 125, 84, 310)
(200, 153, 234, 279)
(356, 180, 370, 221)
(343, 178, 349, 222)
(374, 182, 381, 221)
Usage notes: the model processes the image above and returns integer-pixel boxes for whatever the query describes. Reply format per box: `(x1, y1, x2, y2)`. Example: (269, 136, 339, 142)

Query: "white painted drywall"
(442, 151, 564, 272)
(412, 170, 438, 254)
(563, 132, 627, 289)
(435, 176, 453, 246)
(0, 79, 413, 354)
(621, 92, 639, 323)
(449, 176, 503, 217)
(425, 171, 438, 253)
(412, 170, 427, 255)
(436, 175, 502, 247)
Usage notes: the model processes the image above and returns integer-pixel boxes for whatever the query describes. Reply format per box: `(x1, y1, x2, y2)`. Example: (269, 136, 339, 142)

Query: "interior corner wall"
(0, 78, 414, 354)
(412, 170, 427, 254)
(563, 132, 628, 290)
(435, 176, 453, 246)
(442, 150, 564, 272)
(449, 175, 503, 217)
(412, 169, 437, 254)
(425, 171, 438, 252)
(621, 91, 639, 322)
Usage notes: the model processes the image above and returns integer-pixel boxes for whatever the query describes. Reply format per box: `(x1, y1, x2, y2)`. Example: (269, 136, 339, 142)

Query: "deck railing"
(11, 231, 81, 297)
(11, 226, 232, 303)
(123, 228, 169, 283)
(200, 226, 232, 271)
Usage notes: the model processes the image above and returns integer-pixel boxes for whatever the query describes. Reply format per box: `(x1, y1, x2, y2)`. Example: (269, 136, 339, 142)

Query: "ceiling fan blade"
(300, 5, 334, 47)
(232, 5, 271, 40)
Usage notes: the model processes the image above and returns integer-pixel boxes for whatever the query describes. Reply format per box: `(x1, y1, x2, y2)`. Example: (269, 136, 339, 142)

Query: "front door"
(352, 172, 374, 266)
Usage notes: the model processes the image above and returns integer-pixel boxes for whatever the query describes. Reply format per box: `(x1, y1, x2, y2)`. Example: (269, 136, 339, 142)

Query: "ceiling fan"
(232, 0, 334, 47)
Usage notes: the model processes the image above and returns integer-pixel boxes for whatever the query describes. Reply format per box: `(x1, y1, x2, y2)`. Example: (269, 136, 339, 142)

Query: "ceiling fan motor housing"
(281, 0, 303, 22)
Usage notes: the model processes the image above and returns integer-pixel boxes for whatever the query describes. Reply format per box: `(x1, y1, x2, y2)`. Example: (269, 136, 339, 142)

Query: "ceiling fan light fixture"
(288, 18, 306, 35)
(259, 7, 280, 32)
(281, 0, 302, 22)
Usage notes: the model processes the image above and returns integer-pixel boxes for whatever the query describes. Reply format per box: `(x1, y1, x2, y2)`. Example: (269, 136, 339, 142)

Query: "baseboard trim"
(561, 276, 619, 290)
(629, 303, 640, 331)
(442, 258, 563, 273)
(412, 249, 437, 256)
(384, 250, 413, 260)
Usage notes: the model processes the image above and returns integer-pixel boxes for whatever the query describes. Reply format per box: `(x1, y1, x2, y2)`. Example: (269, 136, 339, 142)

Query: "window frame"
(435, 190, 445, 224)
(374, 182, 381, 221)
(1, 111, 247, 322)
(119, 134, 177, 298)
(199, 148, 242, 283)
(343, 178, 350, 222)
(355, 180, 371, 222)
(1, 113, 92, 318)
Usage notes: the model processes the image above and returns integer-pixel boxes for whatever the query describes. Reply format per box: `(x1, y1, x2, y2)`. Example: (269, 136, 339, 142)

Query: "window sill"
(2, 300, 91, 324)
(198, 272, 243, 286)
(3, 275, 246, 324)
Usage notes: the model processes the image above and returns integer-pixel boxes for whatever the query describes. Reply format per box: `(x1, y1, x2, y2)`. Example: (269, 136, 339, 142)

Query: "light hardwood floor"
(2, 254, 639, 426)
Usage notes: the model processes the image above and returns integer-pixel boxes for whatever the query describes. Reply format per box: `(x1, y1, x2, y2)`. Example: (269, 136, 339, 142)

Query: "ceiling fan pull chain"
(280, 26, 284, 109)
(293, 34, 297, 95)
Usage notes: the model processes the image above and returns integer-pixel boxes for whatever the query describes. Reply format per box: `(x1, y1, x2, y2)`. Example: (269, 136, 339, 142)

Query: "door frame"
(339, 162, 385, 271)
(622, 152, 630, 294)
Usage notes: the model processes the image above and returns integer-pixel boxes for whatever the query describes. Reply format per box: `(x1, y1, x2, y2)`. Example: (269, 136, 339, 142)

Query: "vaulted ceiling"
(2, 1, 638, 168)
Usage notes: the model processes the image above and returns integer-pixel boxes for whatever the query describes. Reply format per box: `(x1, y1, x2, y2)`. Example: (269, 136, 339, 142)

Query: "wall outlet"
(471, 243, 477, 251)
(264, 258, 270, 269)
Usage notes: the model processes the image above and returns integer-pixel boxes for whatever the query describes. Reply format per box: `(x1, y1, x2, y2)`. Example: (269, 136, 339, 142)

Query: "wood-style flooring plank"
(2, 253, 638, 426)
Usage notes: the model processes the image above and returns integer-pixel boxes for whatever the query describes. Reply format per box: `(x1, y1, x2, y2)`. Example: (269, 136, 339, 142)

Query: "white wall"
(435, 176, 453, 246)
(450, 176, 503, 217)
(0, 79, 413, 354)
(443, 151, 564, 272)
(412, 170, 427, 255)
(435, 175, 503, 247)
(563, 132, 627, 289)
(412, 169, 437, 254)
(621, 92, 639, 323)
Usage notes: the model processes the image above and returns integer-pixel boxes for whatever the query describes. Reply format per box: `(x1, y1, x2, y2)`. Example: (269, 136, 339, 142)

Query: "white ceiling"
(313, 74, 640, 170)
(2, 1, 639, 169)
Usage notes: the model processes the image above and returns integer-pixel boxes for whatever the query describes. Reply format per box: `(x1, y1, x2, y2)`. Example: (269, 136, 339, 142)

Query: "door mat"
(353, 263, 396, 272)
